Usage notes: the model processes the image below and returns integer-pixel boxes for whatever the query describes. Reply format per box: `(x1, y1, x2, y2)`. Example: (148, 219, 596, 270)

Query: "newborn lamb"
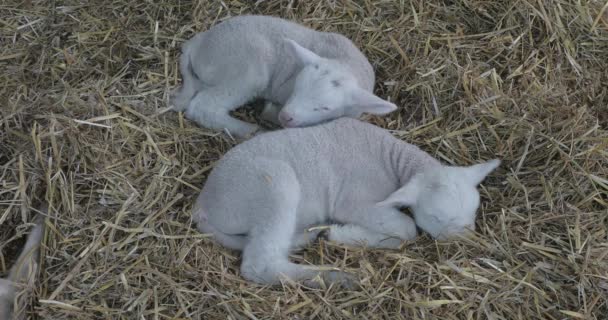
(170, 15, 396, 138)
(0, 215, 44, 319)
(193, 118, 500, 288)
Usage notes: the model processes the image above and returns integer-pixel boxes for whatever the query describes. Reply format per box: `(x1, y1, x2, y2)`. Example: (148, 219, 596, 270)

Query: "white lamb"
(193, 118, 500, 288)
(0, 215, 44, 319)
(170, 15, 397, 138)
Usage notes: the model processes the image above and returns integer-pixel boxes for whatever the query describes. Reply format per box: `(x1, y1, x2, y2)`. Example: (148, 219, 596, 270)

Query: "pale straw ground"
(1, 0, 607, 319)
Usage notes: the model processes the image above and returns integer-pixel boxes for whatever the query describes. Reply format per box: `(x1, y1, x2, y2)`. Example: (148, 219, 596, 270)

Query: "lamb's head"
(378, 159, 500, 240)
(278, 39, 397, 128)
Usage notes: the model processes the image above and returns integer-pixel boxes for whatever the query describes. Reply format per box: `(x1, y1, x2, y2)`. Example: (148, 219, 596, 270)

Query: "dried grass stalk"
(1, 0, 606, 319)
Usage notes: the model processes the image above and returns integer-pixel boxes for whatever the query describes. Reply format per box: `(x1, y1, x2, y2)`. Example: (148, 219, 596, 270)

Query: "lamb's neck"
(386, 138, 441, 186)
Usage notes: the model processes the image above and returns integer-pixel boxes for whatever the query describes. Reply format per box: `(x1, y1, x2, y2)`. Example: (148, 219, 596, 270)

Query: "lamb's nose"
(278, 112, 294, 124)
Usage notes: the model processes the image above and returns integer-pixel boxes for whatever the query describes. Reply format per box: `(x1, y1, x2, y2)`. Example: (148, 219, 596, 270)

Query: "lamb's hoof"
(317, 229, 329, 241)
(259, 101, 282, 125)
(245, 127, 267, 139)
(324, 270, 359, 290)
(303, 270, 359, 290)
(169, 92, 189, 112)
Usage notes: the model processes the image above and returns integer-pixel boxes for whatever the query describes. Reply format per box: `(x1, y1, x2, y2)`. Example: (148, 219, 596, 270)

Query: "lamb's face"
(279, 61, 355, 128)
(410, 162, 500, 239)
(279, 38, 397, 128)
(411, 178, 480, 240)
(377, 159, 500, 240)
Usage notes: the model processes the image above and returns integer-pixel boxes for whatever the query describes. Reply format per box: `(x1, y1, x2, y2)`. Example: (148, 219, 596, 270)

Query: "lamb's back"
(186, 15, 374, 90)
(220, 119, 395, 176)
(186, 15, 316, 55)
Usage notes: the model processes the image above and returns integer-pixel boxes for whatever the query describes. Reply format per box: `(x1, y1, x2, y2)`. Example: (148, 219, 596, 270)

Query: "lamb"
(193, 118, 500, 288)
(0, 214, 44, 319)
(170, 15, 397, 138)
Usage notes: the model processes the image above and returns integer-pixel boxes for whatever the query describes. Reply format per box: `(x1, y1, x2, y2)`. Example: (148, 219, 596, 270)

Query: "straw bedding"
(1, 0, 607, 319)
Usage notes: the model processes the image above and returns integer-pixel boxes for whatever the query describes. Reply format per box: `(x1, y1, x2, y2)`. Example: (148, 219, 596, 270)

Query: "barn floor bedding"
(1, 0, 607, 319)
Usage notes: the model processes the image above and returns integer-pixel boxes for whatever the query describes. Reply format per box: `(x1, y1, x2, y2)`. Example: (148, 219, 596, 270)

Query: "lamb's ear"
(462, 159, 501, 185)
(349, 88, 397, 115)
(284, 38, 321, 65)
(376, 179, 421, 208)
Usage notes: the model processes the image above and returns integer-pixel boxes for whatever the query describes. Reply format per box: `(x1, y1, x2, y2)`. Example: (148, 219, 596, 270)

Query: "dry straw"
(1, 0, 607, 319)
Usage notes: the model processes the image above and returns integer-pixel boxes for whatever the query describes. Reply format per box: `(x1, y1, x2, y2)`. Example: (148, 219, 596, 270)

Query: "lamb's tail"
(194, 207, 247, 251)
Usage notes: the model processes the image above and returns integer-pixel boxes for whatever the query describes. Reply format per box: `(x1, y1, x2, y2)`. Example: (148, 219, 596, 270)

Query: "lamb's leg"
(290, 228, 325, 250)
(239, 160, 355, 288)
(242, 219, 356, 289)
(322, 224, 403, 249)
(330, 206, 418, 249)
(289, 223, 390, 250)
(185, 87, 260, 138)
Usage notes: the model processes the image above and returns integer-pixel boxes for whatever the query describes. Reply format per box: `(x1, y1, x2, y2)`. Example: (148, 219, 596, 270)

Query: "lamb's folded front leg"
(185, 87, 260, 139)
(328, 206, 417, 249)
(290, 227, 326, 250)
(322, 224, 402, 249)
(259, 101, 283, 125)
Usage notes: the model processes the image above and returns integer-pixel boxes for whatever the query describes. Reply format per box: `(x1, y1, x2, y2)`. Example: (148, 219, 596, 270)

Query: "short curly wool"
(170, 15, 396, 138)
(194, 118, 500, 287)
